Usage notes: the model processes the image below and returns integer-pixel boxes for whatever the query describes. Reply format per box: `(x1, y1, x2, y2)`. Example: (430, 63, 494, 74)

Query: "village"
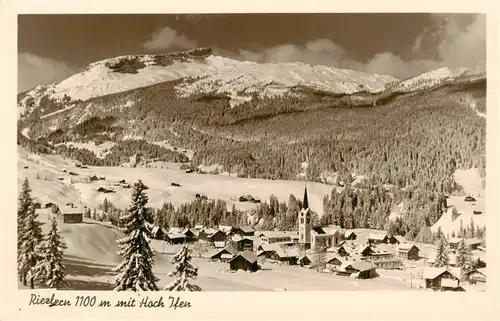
(33, 181, 487, 292)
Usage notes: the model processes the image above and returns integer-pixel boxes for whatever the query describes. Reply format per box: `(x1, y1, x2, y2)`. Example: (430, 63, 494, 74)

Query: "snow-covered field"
(431, 168, 486, 236)
(17, 146, 333, 215)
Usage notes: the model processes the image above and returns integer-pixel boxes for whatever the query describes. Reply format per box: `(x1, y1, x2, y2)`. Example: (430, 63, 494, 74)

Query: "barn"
(229, 251, 259, 272)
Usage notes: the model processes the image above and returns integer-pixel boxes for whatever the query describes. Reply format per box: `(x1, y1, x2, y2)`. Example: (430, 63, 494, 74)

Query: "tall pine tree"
(433, 236, 450, 268)
(113, 180, 159, 291)
(17, 178, 33, 280)
(456, 236, 473, 272)
(164, 245, 203, 291)
(18, 203, 43, 288)
(32, 217, 69, 289)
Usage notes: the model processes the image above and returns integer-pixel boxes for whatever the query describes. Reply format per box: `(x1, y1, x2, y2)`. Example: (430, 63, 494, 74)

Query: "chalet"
(367, 232, 399, 245)
(210, 245, 239, 262)
(207, 230, 227, 244)
(464, 196, 476, 202)
(338, 261, 377, 279)
(151, 226, 167, 240)
(35, 208, 51, 220)
(423, 267, 462, 291)
(165, 233, 186, 245)
(218, 225, 234, 235)
(119, 179, 126, 184)
(229, 251, 259, 272)
(239, 226, 255, 237)
(268, 247, 300, 265)
(373, 258, 403, 270)
(311, 225, 345, 249)
(230, 235, 254, 252)
(397, 243, 420, 260)
(359, 245, 375, 257)
(58, 205, 83, 224)
(344, 230, 357, 240)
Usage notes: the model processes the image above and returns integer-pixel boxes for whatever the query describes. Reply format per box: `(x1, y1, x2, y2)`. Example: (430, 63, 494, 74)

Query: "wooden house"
(207, 230, 227, 244)
(397, 243, 420, 260)
(298, 254, 313, 267)
(184, 229, 198, 243)
(151, 226, 167, 240)
(423, 267, 462, 291)
(239, 226, 255, 237)
(57, 205, 83, 224)
(230, 235, 254, 251)
(165, 233, 187, 245)
(328, 244, 350, 257)
(210, 245, 239, 262)
(468, 268, 486, 284)
(325, 254, 342, 268)
(229, 251, 259, 272)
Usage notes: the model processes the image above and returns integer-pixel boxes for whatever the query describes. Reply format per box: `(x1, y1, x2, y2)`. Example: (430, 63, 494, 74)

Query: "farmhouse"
(325, 254, 342, 268)
(58, 205, 83, 224)
(397, 243, 420, 260)
(184, 228, 199, 242)
(423, 267, 462, 291)
(298, 254, 313, 267)
(229, 251, 259, 272)
(468, 268, 486, 284)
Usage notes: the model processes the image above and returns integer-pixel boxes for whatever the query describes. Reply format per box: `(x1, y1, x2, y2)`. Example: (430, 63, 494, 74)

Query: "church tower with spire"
(298, 184, 312, 250)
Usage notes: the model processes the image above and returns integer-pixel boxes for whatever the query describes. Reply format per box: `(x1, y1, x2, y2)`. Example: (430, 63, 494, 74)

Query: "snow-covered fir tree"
(165, 245, 203, 291)
(32, 217, 69, 289)
(17, 178, 33, 279)
(18, 203, 43, 288)
(456, 236, 473, 272)
(113, 180, 159, 291)
(433, 235, 450, 268)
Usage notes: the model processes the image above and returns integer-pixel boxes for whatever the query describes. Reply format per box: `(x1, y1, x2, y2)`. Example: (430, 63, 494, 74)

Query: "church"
(298, 184, 345, 250)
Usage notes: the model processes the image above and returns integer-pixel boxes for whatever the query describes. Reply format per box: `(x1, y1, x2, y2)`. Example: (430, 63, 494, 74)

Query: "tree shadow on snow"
(64, 255, 116, 278)
(66, 279, 114, 291)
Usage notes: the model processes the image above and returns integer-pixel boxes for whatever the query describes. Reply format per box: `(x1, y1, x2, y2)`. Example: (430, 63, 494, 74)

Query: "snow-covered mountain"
(18, 48, 399, 113)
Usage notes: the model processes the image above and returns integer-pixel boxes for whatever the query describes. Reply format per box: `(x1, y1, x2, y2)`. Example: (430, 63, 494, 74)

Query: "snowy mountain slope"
(18, 48, 398, 112)
(389, 66, 486, 93)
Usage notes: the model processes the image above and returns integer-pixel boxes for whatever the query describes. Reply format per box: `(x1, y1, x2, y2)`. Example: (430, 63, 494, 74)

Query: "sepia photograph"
(14, 11, 489, 295)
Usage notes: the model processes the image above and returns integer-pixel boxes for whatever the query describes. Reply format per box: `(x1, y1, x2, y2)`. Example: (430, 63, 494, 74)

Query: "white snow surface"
(391, 66, 485, 93)
(20, 54, 398, 107)
(431, 168, 485, 236)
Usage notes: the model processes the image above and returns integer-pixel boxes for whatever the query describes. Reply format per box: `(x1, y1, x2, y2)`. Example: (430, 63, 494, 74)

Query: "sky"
(18, 13, 486, 93)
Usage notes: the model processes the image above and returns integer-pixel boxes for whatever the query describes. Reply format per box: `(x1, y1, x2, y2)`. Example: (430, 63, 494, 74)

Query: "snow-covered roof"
(347, 261, 373, 272)
(240, 226, 255, 233)
(397, 243, 419, 252)
(367, 232, 388, 241)
(231, 251, 257, 264)
(59, 206, 83, 215)
(423, 267, 448, 280)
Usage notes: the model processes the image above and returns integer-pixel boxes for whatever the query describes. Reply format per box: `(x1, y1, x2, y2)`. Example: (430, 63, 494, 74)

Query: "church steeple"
(302, 185, 309, 210)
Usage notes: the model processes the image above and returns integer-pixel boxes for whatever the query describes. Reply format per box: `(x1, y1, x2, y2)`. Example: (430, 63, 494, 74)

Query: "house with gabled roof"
(367, 232, 399, 245)
(229, 251, 259, 272)
(209, 245, 239, 262)
(338, 261, 377, 279)
(311, 225, 345, 249)
(239, 226, 255, 236)
(397, 243, 420, 260)
(423, 267, 463, 291)
(165, 233, 186, 245)
(230, 235, 254, 251)
(268, 247, 300, 265)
